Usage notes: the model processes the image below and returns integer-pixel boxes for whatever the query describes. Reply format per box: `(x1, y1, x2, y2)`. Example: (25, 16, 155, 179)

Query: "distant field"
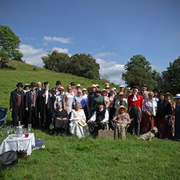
(0, 60, 180, 180)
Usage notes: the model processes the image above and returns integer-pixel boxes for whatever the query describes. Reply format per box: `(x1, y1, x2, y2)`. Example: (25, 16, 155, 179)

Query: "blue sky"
(1, 0, 180, 85)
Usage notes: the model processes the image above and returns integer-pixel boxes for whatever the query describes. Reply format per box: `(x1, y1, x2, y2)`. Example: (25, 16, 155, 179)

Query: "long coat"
(25, 90, 38, 118)
(91, 95, 106, 114)
(36, 88, 44, 115)
(41, 89, 55, 116)
(10, 89, 25, 119)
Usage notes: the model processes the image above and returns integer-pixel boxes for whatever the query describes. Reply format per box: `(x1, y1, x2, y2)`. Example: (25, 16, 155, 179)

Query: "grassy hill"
(0, 60, 119, 120)
(0, 60, 180, 179)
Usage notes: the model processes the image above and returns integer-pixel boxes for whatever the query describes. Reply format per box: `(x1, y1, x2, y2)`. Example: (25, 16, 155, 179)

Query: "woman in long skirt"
(174, 94, 180, 140)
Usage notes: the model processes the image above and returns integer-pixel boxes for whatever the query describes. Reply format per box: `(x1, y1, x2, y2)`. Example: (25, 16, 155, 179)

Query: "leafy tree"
(42, 51, 71, 73)
(122, 65, 154, 90)
(70, 53, 100, 79)
(122, 54, 158, 90)
(160, 56, 180, 95)
(0, 25, 23, 64)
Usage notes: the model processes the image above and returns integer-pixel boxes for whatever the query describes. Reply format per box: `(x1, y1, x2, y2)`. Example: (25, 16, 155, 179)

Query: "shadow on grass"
(2, 63, 16, 70)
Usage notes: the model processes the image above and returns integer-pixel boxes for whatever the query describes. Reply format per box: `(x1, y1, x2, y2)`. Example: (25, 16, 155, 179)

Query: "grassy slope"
(0, 61, 180, 180)
(0, 60, 119, 120)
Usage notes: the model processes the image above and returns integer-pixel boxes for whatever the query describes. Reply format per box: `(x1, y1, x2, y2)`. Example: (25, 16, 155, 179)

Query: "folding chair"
(0, 107, 7, 136)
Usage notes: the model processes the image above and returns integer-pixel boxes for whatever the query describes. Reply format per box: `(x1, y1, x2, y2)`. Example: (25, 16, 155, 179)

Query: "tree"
(42, 51, 71, 73)
(69, 54, 100, 79)
(122, 54, 158, 90)
(122, 65, 154, 90)
(0, 25, 23, 64)
(160, 56, 180, 95)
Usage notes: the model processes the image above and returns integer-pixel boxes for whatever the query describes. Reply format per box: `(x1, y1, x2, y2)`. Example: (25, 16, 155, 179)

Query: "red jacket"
(128, 94, 143, 109)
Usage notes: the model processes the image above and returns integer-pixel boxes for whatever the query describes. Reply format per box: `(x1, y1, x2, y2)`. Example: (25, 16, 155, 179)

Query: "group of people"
(9, 81, 180, 140)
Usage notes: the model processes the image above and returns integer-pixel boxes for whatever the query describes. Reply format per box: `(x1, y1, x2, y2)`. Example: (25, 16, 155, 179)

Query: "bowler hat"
(98, 101, 104, 105)
(70, 82, 75, 86)
(44, 81, 48, 86)
(16, 82, 23, 87)
(96, 89, 101, 93)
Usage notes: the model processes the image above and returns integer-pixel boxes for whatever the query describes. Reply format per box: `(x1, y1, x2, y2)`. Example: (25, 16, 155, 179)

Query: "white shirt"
(45, 89, 49, 104)
(90, 109, 109, 123)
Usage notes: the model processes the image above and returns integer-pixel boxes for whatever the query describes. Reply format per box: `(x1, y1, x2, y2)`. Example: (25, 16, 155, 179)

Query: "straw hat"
(92, 84, 96, 88)
(117, 105, 128, 112)
(76, 84, 81, 88)
(126, 87, 131, 92)
(78, 119, 87, 127)
(82, 88, 87, 91)
(118, 92, 124, 96)
(101, 89, 108, 94)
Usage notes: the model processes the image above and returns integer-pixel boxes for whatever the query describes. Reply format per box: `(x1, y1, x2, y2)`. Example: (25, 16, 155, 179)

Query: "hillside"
(0, 60, 119, 120)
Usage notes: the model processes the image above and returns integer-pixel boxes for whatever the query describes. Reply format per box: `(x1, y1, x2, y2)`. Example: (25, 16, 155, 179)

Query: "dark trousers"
(42, 105, 52, 130)
(129, 106, 141, 135)
(28, 107, 36, 128)
(13, 105, 23, 126)
(88, 121, 105, 133)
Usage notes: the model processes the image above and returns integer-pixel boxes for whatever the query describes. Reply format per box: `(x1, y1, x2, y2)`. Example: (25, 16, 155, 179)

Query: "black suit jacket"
(10, 89, 25, 118)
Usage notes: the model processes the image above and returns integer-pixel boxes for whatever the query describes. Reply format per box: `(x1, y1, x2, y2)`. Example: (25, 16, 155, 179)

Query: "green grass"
(0, 60, 180, 179)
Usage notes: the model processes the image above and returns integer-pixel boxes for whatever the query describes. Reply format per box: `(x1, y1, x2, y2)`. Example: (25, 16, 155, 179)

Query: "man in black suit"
(36, 81, 44, 127)
(25, 82, 38, 129)
(41, 82, 55, 131)
(10, 82, 25, 126)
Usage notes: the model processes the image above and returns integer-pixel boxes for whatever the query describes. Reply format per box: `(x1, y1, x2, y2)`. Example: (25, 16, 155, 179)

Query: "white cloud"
(95, 52, 116, 58)
(52, 47, 69, 54)
(44, 36, 72, 43)
(43, 42, 48, 46)
(25, 37, 35, 40)
(19, 44, 43, 56)
(96, 57, 126, 85)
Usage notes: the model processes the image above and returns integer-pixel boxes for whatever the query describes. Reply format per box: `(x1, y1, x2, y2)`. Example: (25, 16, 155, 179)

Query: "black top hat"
(56, 81, 61, 85)
(16, 82, 23, 87)
(98, 101, 104, 105)
(70, 82, 75, 86)
(153, 88, 160, 94)
(31, 82, 36, 87)
(44, 81, 49, 86)
(131, 85, 140, 90)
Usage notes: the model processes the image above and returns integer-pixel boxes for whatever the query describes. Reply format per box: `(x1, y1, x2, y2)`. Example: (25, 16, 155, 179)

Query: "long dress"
(69, 109, 89, 138)
(175, 104, 180, 139)
(168, 100, 175, 136)
(157, 99, 172, 139)
(141, 98, 157, 133)
(65, 92, 74, 114)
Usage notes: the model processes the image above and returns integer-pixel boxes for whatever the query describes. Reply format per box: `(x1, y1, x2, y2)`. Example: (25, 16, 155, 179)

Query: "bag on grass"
(0, 151, 18, 171)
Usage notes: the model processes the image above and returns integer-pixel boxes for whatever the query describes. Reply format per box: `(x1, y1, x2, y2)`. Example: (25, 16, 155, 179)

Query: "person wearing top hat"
(25, 82, 38, 129)
(36, 82, 44, 126)
(87, 101, 109, 133)
(10, 82, 25, 126)
(70, 82, 77, 97)
(128, 85, 143, 135)
(91, 89, 106, 114)
(138, 84, 147, 97)
(174, 94, 180, 139)
(55, 81, 62, 95)
(41, 82, 55, 131)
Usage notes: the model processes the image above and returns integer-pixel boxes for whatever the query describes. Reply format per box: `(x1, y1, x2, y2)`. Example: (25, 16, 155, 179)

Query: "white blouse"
(143, 98, 157, 116)
(70, 109, 86, 121)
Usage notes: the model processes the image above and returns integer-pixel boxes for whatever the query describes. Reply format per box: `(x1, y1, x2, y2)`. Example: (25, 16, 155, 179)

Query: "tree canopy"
(42, 51, 100, 80)
(0, 25, 23, 62)
(122, 54, 158, 89)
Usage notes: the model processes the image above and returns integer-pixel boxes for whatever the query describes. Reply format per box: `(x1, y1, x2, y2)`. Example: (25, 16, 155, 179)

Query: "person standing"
(73, 90, 86, 109)
(55, 81, 62, 95)
(70, 82, 77, 97)
(25, 82, 38, 129)
(10, 82, 25, 126)
(156, 93, 172, 139)
(128, 85, 143, 135)
(41, 82, 55, 131)
(174, 94, 180, 140)
(36, 82, 43, 127)
(138, 84, 147, 97)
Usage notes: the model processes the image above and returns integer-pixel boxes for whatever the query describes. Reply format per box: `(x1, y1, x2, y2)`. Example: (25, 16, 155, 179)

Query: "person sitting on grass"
(112, 105, 130, 140)
(53, 102, 69, 136)
(87, 102, 109, 134)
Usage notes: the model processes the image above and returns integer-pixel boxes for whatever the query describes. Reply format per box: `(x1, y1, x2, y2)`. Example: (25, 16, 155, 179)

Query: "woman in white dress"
(63, 86, 74, 115)
(69, 102, 89, 138)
